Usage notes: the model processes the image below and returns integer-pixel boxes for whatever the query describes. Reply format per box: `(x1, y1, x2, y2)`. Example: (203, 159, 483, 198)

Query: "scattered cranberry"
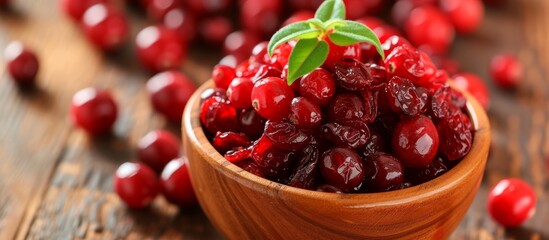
(490, 54, 522, 89)
(405, 5, 455, 55)
(160, 158, 197, 207)
(440, 0, 484, 34)
(81, 3, 129, 51)
(199, 16, 233, 45)
(251, 77, 294, 121)
(452, 73, 490, 109)
(320, 147, 365, 192)
(146, 71, 196, 122)
(114, 162, 159, 208)
(323, 38, 362, 70)
(299, 68, 336, 106)
(137, 130, 180, 172)
(3, 41, 39, 85)
(392, 115, 439, 168)
(70, 88, 117, 135)
(363, 153, 404, 192)
(163, 8, 197, 42)
(136, 25, 186, 73)
(223, 31, 261, 63)
(488, 178, 536, 227)
(60, 0, 105, 21)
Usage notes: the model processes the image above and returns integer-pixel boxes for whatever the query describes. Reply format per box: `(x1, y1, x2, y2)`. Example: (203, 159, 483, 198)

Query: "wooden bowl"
(182, 80, 490, 240)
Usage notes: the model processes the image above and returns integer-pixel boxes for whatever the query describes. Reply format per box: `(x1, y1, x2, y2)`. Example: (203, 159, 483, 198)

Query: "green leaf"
(268, 22, 322, 56)
(328, 20, 385, 59)
(323, 18, 346, 30)
(314, 0, 345, 22)
(306, 18, 325, 30)
(287, 38, 329, 85)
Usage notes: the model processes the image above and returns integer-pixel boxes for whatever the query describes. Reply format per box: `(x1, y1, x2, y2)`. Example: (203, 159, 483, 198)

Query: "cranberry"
(359, 128, 386, 158)
(238, 108, 266, 140)
(223, 31, 261, 63)
(392, 115, 439, 168)
(363, 63, 387, 90)
(381, 36, 412, 59)
(288, 143, 319, 189)
(70, 88, 117, 135)
(235, 60, 263, 78)
(321, 122, 370, 149)
(323, 38, 362, 70)
(224, 147, 253, 163)
(333, 59, 374, 90)
(60, 0, 105, 21)
(199, 16, 233, 45)
(114, 162, 159, 208)
(415, 87, 430, 113)
(288, 0, 322, 10)
(212, 132, 251, 153)
(250, 42, 270, 65)
(163, 8, 197, 42)
(251, 136, 297, 180)
(212, 64, 236, 89)
(372, 25, 402, 43)
(288, 97, 322, 130)
(488, 178, 536, 227)
(234, 159, 265, 177)
(270, 43, 293, 69)
(227, 77, 254, 109)
(385, 76, 420, 116)
(320, 147, 365, 192)
(385, 45, 425, 83)
(363, 153, 404, 192)
(430, 86, 462, 119)
(200, 96, 238, 134)
(147, 71, 196, 122)
(299, 68, 336, 106)
(219, 55, 238, 68)
(251, 65, 282, 83)
(437, 113, 473, 161)
(452, 73, 490, 109)
(251, 77, 294, 121)
(344, 0, 383, 19)
(138, 130, 180, 172)
(187, 0, 232, 14)
(136, 25, 186, 73)
(3, 41, 39, 85)
(490, 54, 521, 89)
(407, 156, 449, 184)
(405, 5, 455, 55)
(160, 158, 197, 207)
(282, 10, 314, 27)
(264, 121, 310, 151)
(81, 3, 129, 51)
(145, 0, 183, 20)
(201, 87, 227, 101)
(240, 0, 282, 36)
(328, 93, 367, 124)
(440, 0, 484, 34)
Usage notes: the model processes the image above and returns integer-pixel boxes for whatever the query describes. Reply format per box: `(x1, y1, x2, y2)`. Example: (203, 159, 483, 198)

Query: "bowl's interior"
(183, 80, 490, 205)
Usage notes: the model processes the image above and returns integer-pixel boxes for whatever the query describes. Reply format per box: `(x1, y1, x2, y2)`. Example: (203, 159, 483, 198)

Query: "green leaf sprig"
(268, 0, 384, 85)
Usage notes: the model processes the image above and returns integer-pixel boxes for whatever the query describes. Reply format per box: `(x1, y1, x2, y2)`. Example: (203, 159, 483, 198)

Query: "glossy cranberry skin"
(199, 16, 233, 45)
(488, 178, 536, 227)
(288, 97, 322, 130)
(251, 136, 297, 179)
(270, 43, 293, 69)
(240, 0, 282, 36)
(163, 8, 197, 42)
(392, 115, 439, 168)
(283, 10, 314, 27)
(363, 153, 404, 192)
(225, 147, 253, 163)
(251, 77, 294, 121)
(252, 65, 282, 83)
(405, 6, 455, 55)
(264, 121, 310, 151)
(385, 76, 420, 116)
(234, 159, 265, 177)
(223, 31, 261, 63)
(137, 130, 180, 172)
(359, 128, 386, 158)
(320, 147, 365, 192)
(321, 122, 370, 149)
(328, 93, 367, 124)
(323, 38, 362, 70)
(212, 131, 251, 153)
(212, 64, 236, 89)
(381, 36, 412, 59)
(299, 68, 336, 106)
(136, 25, 186, 73)
(490, 54, 522, 89)
(452, 73, 490, 109)
(147, 71, 196, 122)
(235, 60, 263, 78)
(334, 59, 375, 91)
(200, 96, 238, 134)
(114, 162, 159, 209)
(437, 112, 473, 161)
(3, 41, 39, 85)
(226, 77, 253, 109)
(385, 45, 426, 84)
(238, 108, 266, 140)
(440, 0, 484, 34)
(407, 156, 449, 184)
(70, 88, 117, 135)
(81, 3, 129, 51)
(200, 87, 227, 101)
(60, 0, 105, 20)
(288, 143, 320, 189)
(250, 42, 270, 65)
(160, 158, 197, 207)
(430, 86, 463, 119)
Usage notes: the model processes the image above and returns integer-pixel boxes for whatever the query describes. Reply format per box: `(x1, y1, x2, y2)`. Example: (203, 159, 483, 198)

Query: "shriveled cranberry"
(160, 158, 197, 207)
(200, 96, 238, 134)
(363, 63, 387, 90)
(440, 0, 484, 34)
(212, 64, 236, 89)
(137, 130, 180, 172)
(251, 136, 297, 179)
(385, 45, 425, 83)
(145, 0, 183, 20)
(264, 121, 310, 151)
(317, 184, 342, 193)
(333, 58, 374, 90)
(288, 143, 319, 189)
(251, 65, 282, 83)
(407, 156, 449, 184)
(251, 77, 294, 121)
(323, 38, 362, 70)
(200, 88, 227, 101)
(60, 0, 105, 21)
(328, 93, 367, 124)
(114, 162, 159, 208)
(452, 73, 490, 109)
(320, 147, 365, 192)
(405, 5, 455, 55)
(437, 112, 473, 161)
(321, 122, 370, 149)
(71, 88, 117, 135)
(147, 71, 196, 122)
(136, 25, 186, 72)
(488, 178, 537, 227)
(288, 97, 322, 130)
(385, 76, 420, 116)
(238, 108, 266, 140)
(282, 10, 314, 26)
(240, 0, 282, 36)
(81, 3, 128, 51)
(224, 147, 252, 163)
(415, 87, 430, 113)
(199, 16, 233, 45)
(490, 54, 521, 89)
(163, 8, 197, 42)
(359, 128, 386, 158)
(359, 90, 378, 123)
(212, 132, 251, 153)
(363, 153, 404, 192)
(430, 86, 463, 119)
(223, 31, 261, 63)
(3, 41, 39, 85)
(227, 77, 254, 109)
(392, 115, 439, 168)
(299, 68, 336, 106)
(234, 159, 265, 177)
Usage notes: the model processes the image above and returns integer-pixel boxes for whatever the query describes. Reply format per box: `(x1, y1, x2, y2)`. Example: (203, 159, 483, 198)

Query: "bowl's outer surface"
(183, 80, 491, 240)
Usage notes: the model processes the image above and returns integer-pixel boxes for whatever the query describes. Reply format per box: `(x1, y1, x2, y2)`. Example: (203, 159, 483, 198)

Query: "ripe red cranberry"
(187, 0, 232, 14)
(136, 25, 186, 73)
(488, 178, 536, 227)
(251, 136, 297, 180)
(282, 10, 314, 27)
(81, 3, 129, 51)
(200, 87, 227, 101)
(235, 60, 263, 78)
(381, 36, 412, 59)
(385, 45, 426, 84)
(70, 88, 117, 135)
(270, 43, 293, 69)
(372, 24, 402, 43)
(223, 31, 261, 63)
(437, 112, 473, 161)
(199, 16, 233, 45)
(440, 0, 484, 34)
(288, 97, 322, 130)
(323, 38, 362, 70)
(363, 153, 404, 192)
(60, 0, 105, 21)
(137, 130, 180, 172)
(200, 96, 238, 134)
(227, 77, 254, 109)
(430, 86, 464, 119)
(160, 158, 197, 207)
(3, 41, 39, 85)
(405, 5, 455, 55)
(213, 132, 251, 153)
(251, 77, 294, 121)
(240, 0, 282, 36)
(114, 162, 159, 208)
(264, 121, 310, 151)
(225, 147, 253, 163)
(452, 73, 490, 109)
(490, 54, 521, 89)
(147, 71, 196, 122)
(238, 108, 266, 140)
(288, 0, 322, 10)
(162, 8, 197, 42)
(392, 115, 439, 168)
(299, 68, 336, 106)
(252, 65, 283, 83)
(250, 42, 270, 65)
(212, 64, 236, 89)
(320, 147, 365, 192)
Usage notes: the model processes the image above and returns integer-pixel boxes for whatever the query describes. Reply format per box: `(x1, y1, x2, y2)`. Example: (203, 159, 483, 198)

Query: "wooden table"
(0, 0, 547, 239)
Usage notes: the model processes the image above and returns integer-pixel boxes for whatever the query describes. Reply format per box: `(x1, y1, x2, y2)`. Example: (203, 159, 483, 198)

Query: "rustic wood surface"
(0, 0, 547, 239)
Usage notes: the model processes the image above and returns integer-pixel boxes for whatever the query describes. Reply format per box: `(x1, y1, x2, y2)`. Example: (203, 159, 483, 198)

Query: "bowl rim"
(183, 79, 491, 204)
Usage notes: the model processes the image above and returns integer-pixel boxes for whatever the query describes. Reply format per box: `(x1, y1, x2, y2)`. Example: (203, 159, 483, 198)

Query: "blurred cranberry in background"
(282, 10, 314, 27)
(240, 0, 282, 37)
(136, 25, 186, 72)
(490, 54, 522, 89)
(452, 73, 490, 109)
(81, 3, 129, 51)
(162, 8, 197, 42)
(405, 5, 455, 55)
(223, 31, 260, 63)
(3, 41, 39, 86)
(343, 0, 384, 20)
(440, 0, 484, 34)
(60, 0, 105, 21)
(187, 0, 232, 15)
(200, 16, 233, 44)
(144, 0, 183, 20)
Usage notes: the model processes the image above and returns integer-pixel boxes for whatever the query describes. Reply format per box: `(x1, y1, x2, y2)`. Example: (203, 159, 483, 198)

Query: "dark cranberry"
(328, 93, 366, 124)
(430, 86, 462, 119)
(234, 159, 265, 177)
(321, 122, 370, 149)
(334, 58, 375, 90)
(299, 68, 336, 106)
(392, 115, 439, 168)
(415, 87, 430, 113)
(359, 128, 386, 158)
(320, 147, 365, 192)
(200, 96, 238, 134)
(147, 71, 196, 122)
(201, 88, 227, 101)
(359, 90, 378, 123)
(437, 113, 473, 161)
(251, 77, 294, 121)
(60, 0, 105, 20)
(223, 31, 261, 63)
(407, 156, 449, 184)
(81, 3, 129, 51)
(145, 0, 183, 20)
(385, 45, 425, 83)
(381, 35, 412, 59)
(363, 153, 404, 192)
(317, 184, 342, 193)
(264, 121, 310, 151)
(288, 97, 322, 130)
(323, 38, 362, 70)
(250, 42, 270, 65)
(163, 8, 197, 42)
(3, 41, 39, 85)
(488, 178, 536, 227)
(288, 143, 319, 189)
(199, 16, 233, 45)
(405, 5, 454, 55)
(240, 0, 282, 36)
(136, 25, 186, 73)
(490, 54, 521, 89)
(187, 0, 232, 14)
(70, 88, 117, 135)
(282, 10, 314, 26)
(224, 147, 252, 163)
(251, 136, 297, 179)
(363, 63, 387, 90)
(385, 76, 420, 116)
(440, 0, 484, 34)
(238, 108, 266, 140)
(251, 65, 282, 83)
(212, 64, 236, 89)
(114, 162, 159, 208)
(212, 132, 251, 153)
(452, 73, 490, 109)
(137, 130, 180, 172)
(160, 158, 197, 207)
(227, 77, 254, 109)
